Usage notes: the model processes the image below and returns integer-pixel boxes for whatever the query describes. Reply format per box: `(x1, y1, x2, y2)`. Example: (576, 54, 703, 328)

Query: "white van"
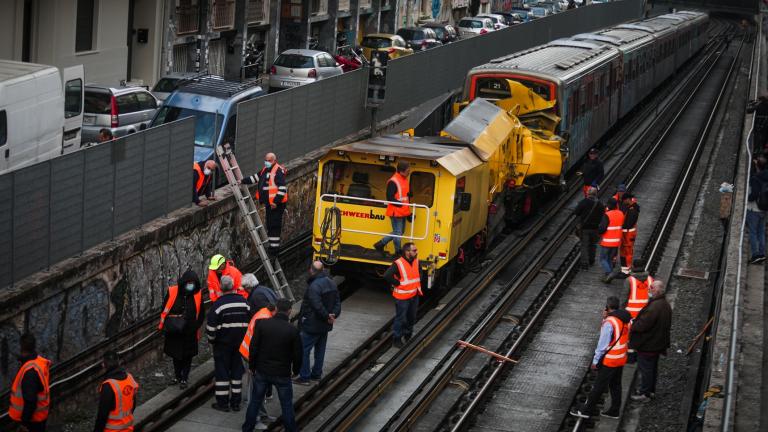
(0, 60, 84, 175)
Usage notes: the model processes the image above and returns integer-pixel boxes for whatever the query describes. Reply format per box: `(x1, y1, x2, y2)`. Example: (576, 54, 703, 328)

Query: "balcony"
(212, 0, 236, 30)
(176, 1, 200, 35)
(247, 0, 267, 24)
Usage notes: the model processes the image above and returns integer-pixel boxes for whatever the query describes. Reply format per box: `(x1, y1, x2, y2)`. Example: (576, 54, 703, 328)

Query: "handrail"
(317, 193, 431, 240)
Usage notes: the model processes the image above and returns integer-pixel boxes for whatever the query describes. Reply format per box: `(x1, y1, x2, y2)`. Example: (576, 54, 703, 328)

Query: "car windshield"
(152, 77, 181, 93)
(460, 20, 483, 29)
(84, 89, 111, 114)
(274, 54, 315, 68)
(152, 106, 223, 148)
(362, 37, 392, 48)
(432, 27, 445, 39)
(481, 16, 499, 23)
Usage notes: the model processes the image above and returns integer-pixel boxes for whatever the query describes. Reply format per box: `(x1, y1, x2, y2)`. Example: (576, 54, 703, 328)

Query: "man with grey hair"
(207, 275, 251, 412)
(573, 186, 604, 269)
(295, 261, 341, 385)
(629, 279, 672, 403)
(242, 273, 278, 312)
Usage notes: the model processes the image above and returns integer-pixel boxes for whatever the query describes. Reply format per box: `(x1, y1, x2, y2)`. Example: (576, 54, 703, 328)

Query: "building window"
(75, 0, 97, 52)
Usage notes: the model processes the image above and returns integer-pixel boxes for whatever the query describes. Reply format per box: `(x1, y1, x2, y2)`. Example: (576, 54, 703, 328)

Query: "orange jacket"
(626, 275, 654, 318)
(602, 316, 628, 367)
(8, 356, 50, 423)
(99, 374, 138, 431)
(386, 173, 411, 218)
(391, 257, 422, 300)
(239, 307, 275, 359)
(207, 261, 245, 302)
(599, 209, 625, 248)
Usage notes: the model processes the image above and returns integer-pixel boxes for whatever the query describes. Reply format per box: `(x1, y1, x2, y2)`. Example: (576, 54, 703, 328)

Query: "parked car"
(395, 27, 444, 51)
(457, 17, 495, 37)
(151, 72, 206, 102)
(476, 14, 509, 30)
(268, 49, 344, 92)
(492, 11, 525, 25)
(149, 75, 265, 162)
(528, 6, 550, 18)
(360, 34, 414, 61)
(82, 85, 159, 144)
(0, 60, 83, 174)
(420, 22, 459, 44)
(510, 7, 532, 21)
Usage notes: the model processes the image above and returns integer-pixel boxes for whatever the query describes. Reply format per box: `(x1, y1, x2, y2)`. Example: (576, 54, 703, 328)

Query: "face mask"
(264, 160, 273, 169)
(203, 168, 212, 176)
(648, 291, 653, 298)
(185, 283, 196, 292)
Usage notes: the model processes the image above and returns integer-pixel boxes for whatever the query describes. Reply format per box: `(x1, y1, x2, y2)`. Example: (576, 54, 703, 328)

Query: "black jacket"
(93, 368, 135, 432)
(299, 272, 341, 334)
(192, 161, 214, 204)
(248, 313, 303, 377)
(16, 354, 43, 424)
(621, 202, 640, 229)
(207, 292, 251, 347)
(163, 270, 205, 359)
(243, 164, 287, 206)
(582, 158, 605, 187)
(748, 169, 768, 202)
(629, 294, 672, 353)
(574, 197, 604, 229)
(247, 285, 278, 312)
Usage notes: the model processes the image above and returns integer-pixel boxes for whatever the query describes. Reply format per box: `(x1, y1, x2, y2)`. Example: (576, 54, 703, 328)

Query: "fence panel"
(0, 175, 12, 287)
(113, 134, 146, 234)
(142, 124, 172, 223)
(82, 144, 116, 250)
(49, 152, 85, 264)
(12, 163, 51, 280)
(286, 84, 311, 162)
(167, 118, 195, 212)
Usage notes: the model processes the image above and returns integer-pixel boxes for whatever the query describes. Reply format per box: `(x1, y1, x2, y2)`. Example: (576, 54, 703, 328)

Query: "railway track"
(135, 20, 733, 432)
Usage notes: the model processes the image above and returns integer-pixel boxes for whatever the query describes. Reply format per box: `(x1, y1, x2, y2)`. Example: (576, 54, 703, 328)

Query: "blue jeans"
(242, 371, 296, 432)
(380, 216, 406, 252)
(299, 331, 328, 380)
(747, 209, 766, 258)
(392, 296, 419, 339)
(599, 246, 618, 275)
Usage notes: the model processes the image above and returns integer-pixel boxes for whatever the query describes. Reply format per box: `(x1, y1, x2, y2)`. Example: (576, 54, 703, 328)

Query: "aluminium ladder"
(215, 144, 294, 301)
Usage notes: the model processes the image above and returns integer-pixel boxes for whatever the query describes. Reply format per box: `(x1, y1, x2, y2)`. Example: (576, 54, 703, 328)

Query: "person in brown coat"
(629, 280, 672, 402)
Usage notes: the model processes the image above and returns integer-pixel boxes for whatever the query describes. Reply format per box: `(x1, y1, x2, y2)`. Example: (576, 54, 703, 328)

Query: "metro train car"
(312, 11, 709, 283)
(461, 11, 708, 220)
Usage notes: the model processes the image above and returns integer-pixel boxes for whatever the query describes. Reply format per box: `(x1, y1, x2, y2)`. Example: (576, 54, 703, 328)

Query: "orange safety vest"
(386, 173, 411, 218)
(239, 307, 275, 359)
(99, 374, 138, 431)
(612, 192, 623, 203)
(158, 285, 202, 336)
(254, 164, 288, 205)
(602, 316, 628, 367)
(626, 275, 654, 318)
(193, 162, 211, 195)
(8, 356, 50, 423)
(392, 257, 422, 300)
(207, 262, 245, 302)
(599, 209, 625, 248)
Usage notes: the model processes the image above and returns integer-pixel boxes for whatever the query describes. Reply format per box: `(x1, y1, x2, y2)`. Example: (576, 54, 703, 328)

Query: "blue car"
(149, 75, 266, 162)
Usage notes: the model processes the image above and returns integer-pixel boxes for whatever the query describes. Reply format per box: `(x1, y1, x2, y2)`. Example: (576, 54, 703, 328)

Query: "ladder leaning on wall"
(215, 143, 294, 301)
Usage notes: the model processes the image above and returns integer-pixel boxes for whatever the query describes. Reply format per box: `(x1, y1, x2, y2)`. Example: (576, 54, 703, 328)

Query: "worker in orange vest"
(599, 198, 625, 283)
(570, 296, 631, 419)
(612, 183, 627, 203)
(159, 270, 205, 389)
(207, 254, 245, 302)
(193, 160, 218, 206)
(242, 152, 289, 257)
(8, 333, 50, 432)
(619, 193, 640, 276)
(374, 161, 413, 256)
(382, 242, 423, 348)
(624, 259, 654, 319)
(93, 350, 138, 432)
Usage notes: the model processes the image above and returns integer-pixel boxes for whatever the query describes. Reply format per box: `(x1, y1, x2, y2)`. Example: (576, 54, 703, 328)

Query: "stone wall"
(0, 157, 318, 393)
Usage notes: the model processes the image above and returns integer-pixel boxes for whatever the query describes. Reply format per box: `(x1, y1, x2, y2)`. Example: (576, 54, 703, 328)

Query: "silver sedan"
(268, 49, 344, 92)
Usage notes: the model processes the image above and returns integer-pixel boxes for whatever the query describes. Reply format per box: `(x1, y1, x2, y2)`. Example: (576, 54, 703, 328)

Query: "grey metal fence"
(0, 118, 194, 288)
(235, 0, 643, 171)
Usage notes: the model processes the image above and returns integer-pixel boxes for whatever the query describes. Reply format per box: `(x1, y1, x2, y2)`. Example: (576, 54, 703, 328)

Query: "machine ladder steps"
(215, 144, 294, 300)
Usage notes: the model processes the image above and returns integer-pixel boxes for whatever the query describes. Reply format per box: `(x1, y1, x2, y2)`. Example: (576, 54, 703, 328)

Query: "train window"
(320, 160, 394, 207)
(473, 76, 552, 101)
(410, 171, 435, 208)
(453, 177, 466, 214)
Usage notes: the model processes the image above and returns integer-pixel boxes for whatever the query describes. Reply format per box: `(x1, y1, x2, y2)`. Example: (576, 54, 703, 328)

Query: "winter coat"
(629, 294, 672, 353)
(299, 272, 341, 334)
(249, 313, 303, 377)
(163, 270, 206, 359)
(574, 197, 604, 229)
(582, 158, 605, 186)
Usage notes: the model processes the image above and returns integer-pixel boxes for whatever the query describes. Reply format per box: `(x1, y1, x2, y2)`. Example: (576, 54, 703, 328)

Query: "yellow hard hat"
(209, 254, 226, 270)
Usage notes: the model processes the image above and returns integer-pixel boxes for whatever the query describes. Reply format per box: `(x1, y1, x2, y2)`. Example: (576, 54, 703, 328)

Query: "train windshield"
(320, 160, 435, 208)
(473, 76, 553, 101)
